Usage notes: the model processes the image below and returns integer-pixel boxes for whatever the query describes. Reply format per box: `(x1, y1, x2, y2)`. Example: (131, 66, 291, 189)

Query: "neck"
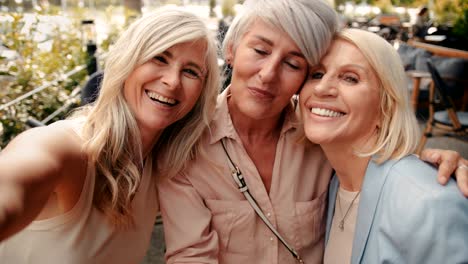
(227, 97, 284, 144)
(139, 127, 162, 159)
(321, 143, 371, 192)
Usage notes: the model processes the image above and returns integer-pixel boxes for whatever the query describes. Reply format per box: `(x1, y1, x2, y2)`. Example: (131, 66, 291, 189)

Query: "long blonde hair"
(76, 7, 219, 226)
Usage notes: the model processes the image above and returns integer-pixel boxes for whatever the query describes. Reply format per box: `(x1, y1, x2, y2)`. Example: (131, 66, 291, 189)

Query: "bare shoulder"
(0, 119, 85, 182)
(5, 119, 82, 152)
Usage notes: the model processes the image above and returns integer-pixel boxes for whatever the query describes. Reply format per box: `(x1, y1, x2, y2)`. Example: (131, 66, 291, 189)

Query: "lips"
(248, 87, 275, 99)
(145, 90, 178, 106)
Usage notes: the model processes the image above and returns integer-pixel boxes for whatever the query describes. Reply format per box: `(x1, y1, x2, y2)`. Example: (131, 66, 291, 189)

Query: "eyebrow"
(313, 63, 368, 72)
(162, 50, 206, 75)
(345, 63, 368, 71)
(252, 35, 305, 58)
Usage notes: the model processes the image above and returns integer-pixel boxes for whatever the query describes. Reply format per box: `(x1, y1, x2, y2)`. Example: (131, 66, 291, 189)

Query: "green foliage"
(453, 9, 468, 38)
(433, 0, 466, 25)
(222, 0, 236, 17)
(373, 0, 394, 14)
(0, 12, 88, 148)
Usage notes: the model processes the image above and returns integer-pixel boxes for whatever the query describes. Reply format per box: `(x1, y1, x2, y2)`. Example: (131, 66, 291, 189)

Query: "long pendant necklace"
(337, 190, 361, 231)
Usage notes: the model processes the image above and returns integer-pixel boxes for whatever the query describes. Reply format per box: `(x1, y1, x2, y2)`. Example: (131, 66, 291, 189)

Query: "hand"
(420, 149, 468, 197)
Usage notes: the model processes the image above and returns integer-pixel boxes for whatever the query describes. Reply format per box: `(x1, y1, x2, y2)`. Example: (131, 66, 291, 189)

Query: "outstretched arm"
(420, 148, 468, 197)
(0, 124, 78, 241)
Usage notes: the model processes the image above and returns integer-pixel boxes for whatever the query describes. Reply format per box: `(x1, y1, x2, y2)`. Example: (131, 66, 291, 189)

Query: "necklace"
(337, 190, 361, 231)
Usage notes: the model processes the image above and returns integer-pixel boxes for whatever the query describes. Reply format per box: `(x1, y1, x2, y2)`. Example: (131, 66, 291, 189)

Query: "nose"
(161, 66, 181, 89)
(258, 57, 280, 83)
(310, 75, 338, 97)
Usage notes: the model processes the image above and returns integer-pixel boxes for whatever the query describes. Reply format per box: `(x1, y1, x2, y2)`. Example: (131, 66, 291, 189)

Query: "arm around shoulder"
(0, 122, 83, 240)
(388, 181, 468, 263)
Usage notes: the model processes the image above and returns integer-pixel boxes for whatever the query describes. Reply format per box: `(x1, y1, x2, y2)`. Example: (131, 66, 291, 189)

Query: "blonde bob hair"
(77, 7, 219, 226)
(337, 28, 420, 163)
(222, 0, 339, 66)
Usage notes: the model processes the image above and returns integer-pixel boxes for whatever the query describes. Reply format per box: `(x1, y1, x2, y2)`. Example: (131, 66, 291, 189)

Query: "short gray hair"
(222, 0, 339, 65)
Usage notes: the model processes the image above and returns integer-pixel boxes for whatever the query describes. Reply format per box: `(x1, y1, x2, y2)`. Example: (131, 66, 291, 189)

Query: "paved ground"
(141, 224, 165, 264)
(141, 121, 468, 264)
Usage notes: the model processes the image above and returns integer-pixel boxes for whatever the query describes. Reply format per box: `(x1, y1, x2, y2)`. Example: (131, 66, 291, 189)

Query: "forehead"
(167, 39, 206, 56)
(241, 19, 302, 51)
(166, 40, 207, 65)
(323, 40, 368, 66)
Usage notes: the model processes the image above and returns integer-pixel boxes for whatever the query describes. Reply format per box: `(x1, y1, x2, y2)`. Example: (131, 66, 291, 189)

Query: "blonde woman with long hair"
(0, 7, 219, 263)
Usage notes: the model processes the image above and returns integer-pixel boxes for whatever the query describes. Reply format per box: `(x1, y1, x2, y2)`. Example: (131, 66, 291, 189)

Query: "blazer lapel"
(325, 175, 339, 244)
(351, 159, 395, 264)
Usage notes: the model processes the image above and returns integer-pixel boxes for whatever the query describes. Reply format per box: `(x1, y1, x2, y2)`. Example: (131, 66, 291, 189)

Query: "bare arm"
(0, 123, 81, 241)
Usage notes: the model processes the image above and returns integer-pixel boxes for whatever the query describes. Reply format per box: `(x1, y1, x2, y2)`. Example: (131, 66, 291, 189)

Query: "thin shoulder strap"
(220, 139, 304, 264)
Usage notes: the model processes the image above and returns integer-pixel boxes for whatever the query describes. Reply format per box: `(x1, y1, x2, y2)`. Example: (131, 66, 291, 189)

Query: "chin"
(304, 130, 335, 145)
(140, 118, 172, 132)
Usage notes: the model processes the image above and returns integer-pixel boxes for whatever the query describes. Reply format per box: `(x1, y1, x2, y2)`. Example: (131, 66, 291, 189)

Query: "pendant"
(339, 220, 344, 231)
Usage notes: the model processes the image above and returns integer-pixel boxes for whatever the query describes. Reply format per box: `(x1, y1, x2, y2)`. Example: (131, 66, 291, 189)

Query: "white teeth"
(311, 107, 344, 117)
(146, 91, 176, 105)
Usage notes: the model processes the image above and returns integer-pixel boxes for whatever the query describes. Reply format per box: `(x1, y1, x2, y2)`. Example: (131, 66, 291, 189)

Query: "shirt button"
(266, 212, 271, 217)
(270, 237, 274, 241)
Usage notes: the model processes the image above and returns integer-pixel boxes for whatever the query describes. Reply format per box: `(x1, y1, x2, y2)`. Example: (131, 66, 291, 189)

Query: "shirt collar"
(209, 86, 300, 145)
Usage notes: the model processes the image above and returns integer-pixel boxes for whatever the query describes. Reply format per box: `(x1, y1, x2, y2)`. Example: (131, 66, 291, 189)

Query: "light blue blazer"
(325, 155, 468, 264)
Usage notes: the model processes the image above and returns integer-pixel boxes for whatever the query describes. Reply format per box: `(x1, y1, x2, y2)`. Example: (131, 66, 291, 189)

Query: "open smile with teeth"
(310, 107, 345, 118)
(146, 90, 178, 106)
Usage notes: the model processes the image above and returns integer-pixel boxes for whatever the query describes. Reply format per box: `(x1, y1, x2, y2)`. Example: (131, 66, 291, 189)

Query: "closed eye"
(254, 48, 268, 55)
(153, 55, 168, 64)
(285, 61, 300, 70)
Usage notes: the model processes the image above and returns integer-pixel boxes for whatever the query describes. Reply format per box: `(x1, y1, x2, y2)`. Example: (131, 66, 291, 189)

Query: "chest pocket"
(292, 190, 327, 249)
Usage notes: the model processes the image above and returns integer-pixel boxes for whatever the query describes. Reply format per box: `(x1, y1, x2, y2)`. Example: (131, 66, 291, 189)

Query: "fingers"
(420, 149, 459, 185)
(419, 149, 468, 197)
(420, 148, 442, 164)
(455, 164, 468, 198)
(436, 158, 457, 185)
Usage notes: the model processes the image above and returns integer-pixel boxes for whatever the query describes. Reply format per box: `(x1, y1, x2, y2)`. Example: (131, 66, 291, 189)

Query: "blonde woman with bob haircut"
(300, 28, 468, 264)
(0, 7, 219, 264)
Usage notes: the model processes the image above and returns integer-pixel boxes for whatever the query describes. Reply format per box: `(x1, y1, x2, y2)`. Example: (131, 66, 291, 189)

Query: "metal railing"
(0, 65, 86, 111)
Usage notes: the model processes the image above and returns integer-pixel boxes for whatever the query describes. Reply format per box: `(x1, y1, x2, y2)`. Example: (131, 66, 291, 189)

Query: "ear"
(375, 118, 382, 131)
(225, 43, 234, 65)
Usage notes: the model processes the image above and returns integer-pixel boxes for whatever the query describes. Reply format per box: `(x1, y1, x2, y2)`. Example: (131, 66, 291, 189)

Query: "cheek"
(299, 81, 313, 97)
(284, 72, 307, 95)
(182, 80, 204, 108)
(357, 94, 381, 126)
(123, 80, 135, 104)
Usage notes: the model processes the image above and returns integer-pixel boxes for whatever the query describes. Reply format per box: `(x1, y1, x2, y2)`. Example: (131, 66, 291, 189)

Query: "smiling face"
(226, 19, 308, 121)
(300, 39, 381, 149)
(123, 40, 206, 135)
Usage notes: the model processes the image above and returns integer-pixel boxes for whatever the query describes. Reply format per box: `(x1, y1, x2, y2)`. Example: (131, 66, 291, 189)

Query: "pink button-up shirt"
(158, 88, 333, 264)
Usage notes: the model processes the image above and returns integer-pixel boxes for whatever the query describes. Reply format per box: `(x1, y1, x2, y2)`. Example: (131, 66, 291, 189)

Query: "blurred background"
(0, 0, 467, 150)
(0, 1, 467, 262)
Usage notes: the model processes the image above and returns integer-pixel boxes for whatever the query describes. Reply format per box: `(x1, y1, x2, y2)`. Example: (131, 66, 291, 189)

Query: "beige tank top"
(0, 119, 159, 264)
